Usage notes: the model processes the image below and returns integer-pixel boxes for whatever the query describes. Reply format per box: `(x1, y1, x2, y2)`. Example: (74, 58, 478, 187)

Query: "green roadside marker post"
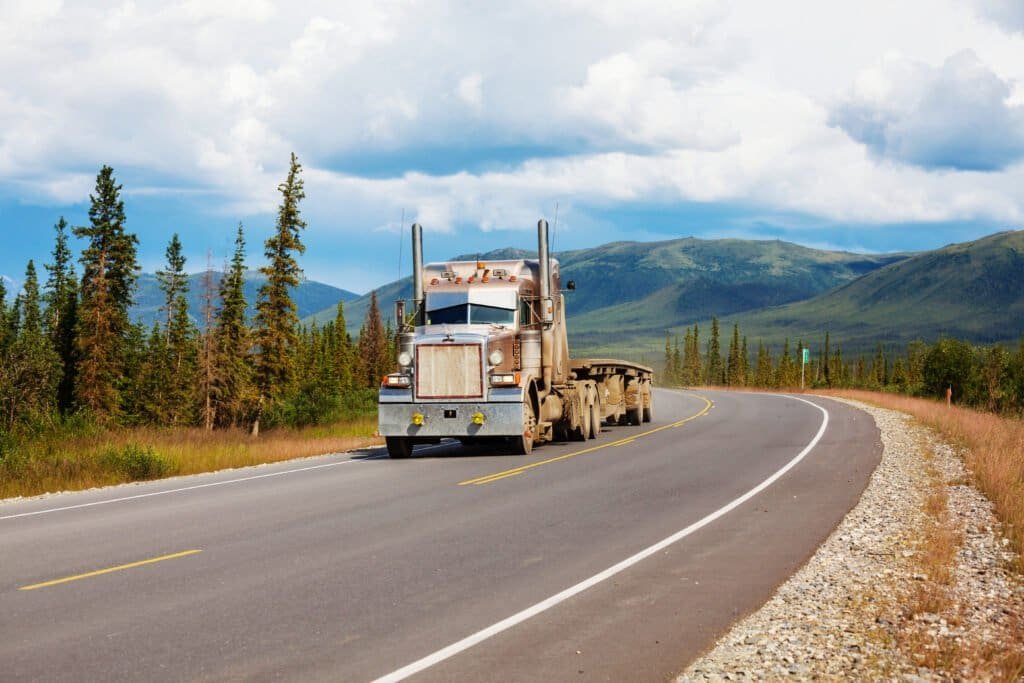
(801, 347, 809, 390)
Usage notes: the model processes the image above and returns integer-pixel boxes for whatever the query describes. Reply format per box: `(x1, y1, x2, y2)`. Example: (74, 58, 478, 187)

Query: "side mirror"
(566, 280, 576, 291)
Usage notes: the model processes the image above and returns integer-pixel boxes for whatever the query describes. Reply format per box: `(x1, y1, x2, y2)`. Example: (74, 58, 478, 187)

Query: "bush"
(102, 443, 173, 480)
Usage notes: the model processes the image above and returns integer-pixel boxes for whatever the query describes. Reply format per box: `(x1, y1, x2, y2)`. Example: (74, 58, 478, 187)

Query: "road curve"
(0, 389, 880, 682)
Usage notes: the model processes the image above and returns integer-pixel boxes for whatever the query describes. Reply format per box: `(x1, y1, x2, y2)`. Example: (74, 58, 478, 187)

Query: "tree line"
(0, 155, 395, 441)
(663, 317, 1024, 413)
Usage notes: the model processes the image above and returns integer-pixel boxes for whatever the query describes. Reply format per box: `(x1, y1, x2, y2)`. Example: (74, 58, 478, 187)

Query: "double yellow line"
(459, 395, 713, 486)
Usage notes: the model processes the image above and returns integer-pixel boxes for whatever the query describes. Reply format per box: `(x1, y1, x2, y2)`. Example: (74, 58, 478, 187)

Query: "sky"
(2, 0, 1024, 295)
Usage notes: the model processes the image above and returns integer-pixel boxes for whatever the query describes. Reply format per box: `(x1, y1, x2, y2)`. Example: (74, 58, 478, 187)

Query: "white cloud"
(830, 50, 1024, 171)
(1, 0, 1023, 234)
(974, 0, 1024, 33)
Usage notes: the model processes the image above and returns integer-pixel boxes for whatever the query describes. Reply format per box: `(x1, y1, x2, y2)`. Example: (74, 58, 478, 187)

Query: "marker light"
(488, 349, 505, 366)
(472, 412, 485, 425)
(397, 351, 412, 367)
(411, 412, 425, 426)
(384, 374, 411, 388)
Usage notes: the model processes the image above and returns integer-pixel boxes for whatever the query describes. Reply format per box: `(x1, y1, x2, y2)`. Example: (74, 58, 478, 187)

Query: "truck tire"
(511, 400, 536, 455)
(642, 384, 653, 423)
(589, 398, 601, 439)
(569, 393, 590, 442)
(386, 437, 413, 459)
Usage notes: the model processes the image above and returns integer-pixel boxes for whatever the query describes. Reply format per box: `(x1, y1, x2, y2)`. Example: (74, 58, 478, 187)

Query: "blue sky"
(2, 0, 1023, 295)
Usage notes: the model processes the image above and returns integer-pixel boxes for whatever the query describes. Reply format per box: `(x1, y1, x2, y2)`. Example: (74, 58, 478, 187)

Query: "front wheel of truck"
(511, 400, 536, 455)
(386, 437, 413, 459)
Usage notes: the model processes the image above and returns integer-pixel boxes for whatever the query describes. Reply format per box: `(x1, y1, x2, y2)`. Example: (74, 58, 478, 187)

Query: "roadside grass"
(821, 389, 1024, 575)
(0, 416, 381, 500)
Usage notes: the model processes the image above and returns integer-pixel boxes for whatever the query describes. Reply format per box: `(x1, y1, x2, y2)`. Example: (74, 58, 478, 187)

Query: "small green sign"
(802, 348, 810, 364)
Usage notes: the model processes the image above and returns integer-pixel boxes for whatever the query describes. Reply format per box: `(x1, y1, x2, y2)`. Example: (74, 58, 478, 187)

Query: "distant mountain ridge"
(305, 235, 911, 341)
(131, 271, 359, 328)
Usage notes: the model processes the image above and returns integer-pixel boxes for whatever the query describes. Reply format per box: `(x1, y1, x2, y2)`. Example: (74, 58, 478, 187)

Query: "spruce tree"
(213, 224, 254, 428)
(0, 261, 61, 428)
(74, 165, 139, 419)
(357, 291, 388, 388)
(754, 339, 773, 387)
(156, 234, 197, 425)
(726, 323, 741, 386)
(739, 335, 749, 386)
(776, 338, 795, 388)
(706, 316, 723, 385)
(822, 332, 832, 387)
(254, 154, 307, 423)
(328, 301, 354, 395)
(44, 217, 79, 412)
(0, 277, 7, 353)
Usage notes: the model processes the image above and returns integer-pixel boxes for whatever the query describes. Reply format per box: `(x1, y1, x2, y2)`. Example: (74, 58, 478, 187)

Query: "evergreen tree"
(0, 261, 61, 428)
(688, 324, 702, 385)
(356, 291, 389, 388)
(776, 338, 796, 387)
(739, 335, 749, 386)
(44, 217, 79, 412)
(754, 339, 773, 387)
(664, 332, 675, 384)
(254, 153, 307, 423)
(706, 317, 723, 385)
(213, 225, 254, 428)
(0, 277, 7, 353)
(672, 335, 681, 385)
(823, 332, 831, 387)
(329, 301, 354, 395)
(156, 233, 188, 336)
(156, 234, 197, 425)
(74, 165, 139, 419)
(726, 323, 742, 386)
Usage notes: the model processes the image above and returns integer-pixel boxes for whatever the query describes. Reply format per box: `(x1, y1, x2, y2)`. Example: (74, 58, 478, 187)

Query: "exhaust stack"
(412, 222, 424, 325)
(538, 219, 553, 324)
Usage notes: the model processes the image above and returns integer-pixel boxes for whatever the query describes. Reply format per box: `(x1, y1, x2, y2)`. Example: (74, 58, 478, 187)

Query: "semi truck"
(378, 219, 653, 458)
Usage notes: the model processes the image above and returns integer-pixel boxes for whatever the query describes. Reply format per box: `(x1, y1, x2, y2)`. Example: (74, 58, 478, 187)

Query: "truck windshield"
(427, 304, 515, 325)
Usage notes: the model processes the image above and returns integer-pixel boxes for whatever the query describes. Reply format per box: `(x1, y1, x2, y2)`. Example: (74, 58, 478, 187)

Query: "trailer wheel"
(589, 398, 601, 439)
(511, 400, 536, 455)
(386, 437, 413, 459)
(642, 384, 653, 423)
(569, 393, 590, 442)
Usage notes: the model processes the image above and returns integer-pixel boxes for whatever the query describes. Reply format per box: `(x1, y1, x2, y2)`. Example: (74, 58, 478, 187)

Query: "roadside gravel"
(677, 398, 1024, 681)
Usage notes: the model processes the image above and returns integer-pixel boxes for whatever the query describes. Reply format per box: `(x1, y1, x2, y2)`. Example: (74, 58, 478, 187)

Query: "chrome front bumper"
(378, 401, 525, 438)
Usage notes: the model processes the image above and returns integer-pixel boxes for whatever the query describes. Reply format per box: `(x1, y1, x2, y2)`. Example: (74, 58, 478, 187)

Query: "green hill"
(131, 271, 359, 328)
(306, 237, 908, 353)
(700, 230, 1024, 355)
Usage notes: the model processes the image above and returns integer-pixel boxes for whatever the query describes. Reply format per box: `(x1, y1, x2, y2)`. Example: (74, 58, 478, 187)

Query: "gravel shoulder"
(677, 398, 1024, 681)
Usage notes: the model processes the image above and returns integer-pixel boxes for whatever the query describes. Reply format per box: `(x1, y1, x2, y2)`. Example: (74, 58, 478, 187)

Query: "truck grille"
(416, 344, 483, 399)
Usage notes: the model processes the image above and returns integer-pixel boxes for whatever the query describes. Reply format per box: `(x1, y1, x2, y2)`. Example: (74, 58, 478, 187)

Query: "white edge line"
(0, 442, 451, 522)
(371, 393, 829, 683)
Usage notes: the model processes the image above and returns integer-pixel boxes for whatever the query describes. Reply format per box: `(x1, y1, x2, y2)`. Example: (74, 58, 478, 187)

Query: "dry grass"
(0, 417, 382, 500)
(823, 389, 1024, 575)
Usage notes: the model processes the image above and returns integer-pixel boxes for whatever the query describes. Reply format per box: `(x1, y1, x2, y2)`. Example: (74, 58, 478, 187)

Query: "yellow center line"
(458, 395, 713, 486)
(19, 549, 202, 591)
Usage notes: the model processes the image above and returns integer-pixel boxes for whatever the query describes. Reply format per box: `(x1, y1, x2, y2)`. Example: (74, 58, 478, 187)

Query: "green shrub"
(102, 443, 173, 480)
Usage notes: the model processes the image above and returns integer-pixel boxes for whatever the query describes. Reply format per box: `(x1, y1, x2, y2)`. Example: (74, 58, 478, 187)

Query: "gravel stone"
(676, 399, 1023, 681)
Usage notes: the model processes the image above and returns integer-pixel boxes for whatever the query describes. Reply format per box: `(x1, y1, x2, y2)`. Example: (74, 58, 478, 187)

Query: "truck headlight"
(384, 374, 411, 388)
(488, 349, 504, 366)
(489, 372, 520, 387)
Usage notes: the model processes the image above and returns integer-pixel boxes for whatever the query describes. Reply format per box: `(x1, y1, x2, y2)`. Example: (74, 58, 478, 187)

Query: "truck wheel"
(627, 403, 642, 426)
(642, 385, 653, 423)
(589, 399, 601, 439)
(570, 394, 590, 442)
(386, 437, 413, 459)
(511, 400, 536, 455)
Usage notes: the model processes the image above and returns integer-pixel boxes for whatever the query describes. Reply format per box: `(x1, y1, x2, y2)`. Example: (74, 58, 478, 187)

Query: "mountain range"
(80, 229, 1023, 363)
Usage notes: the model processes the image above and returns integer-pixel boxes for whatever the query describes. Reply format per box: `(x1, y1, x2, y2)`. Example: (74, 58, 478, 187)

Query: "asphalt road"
(0, 389, 880, 682)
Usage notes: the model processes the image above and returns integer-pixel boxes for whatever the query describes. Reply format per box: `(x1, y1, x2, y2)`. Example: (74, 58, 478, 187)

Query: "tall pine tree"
(213, 225, 254, 428)
(706, 316, 723, 385)
(253, 154, 307, 433)
(44, 217, 79, 412)
(0, 262, 61, 429)
(357, 291, 389, 388)
(74, 165, 139, 419)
